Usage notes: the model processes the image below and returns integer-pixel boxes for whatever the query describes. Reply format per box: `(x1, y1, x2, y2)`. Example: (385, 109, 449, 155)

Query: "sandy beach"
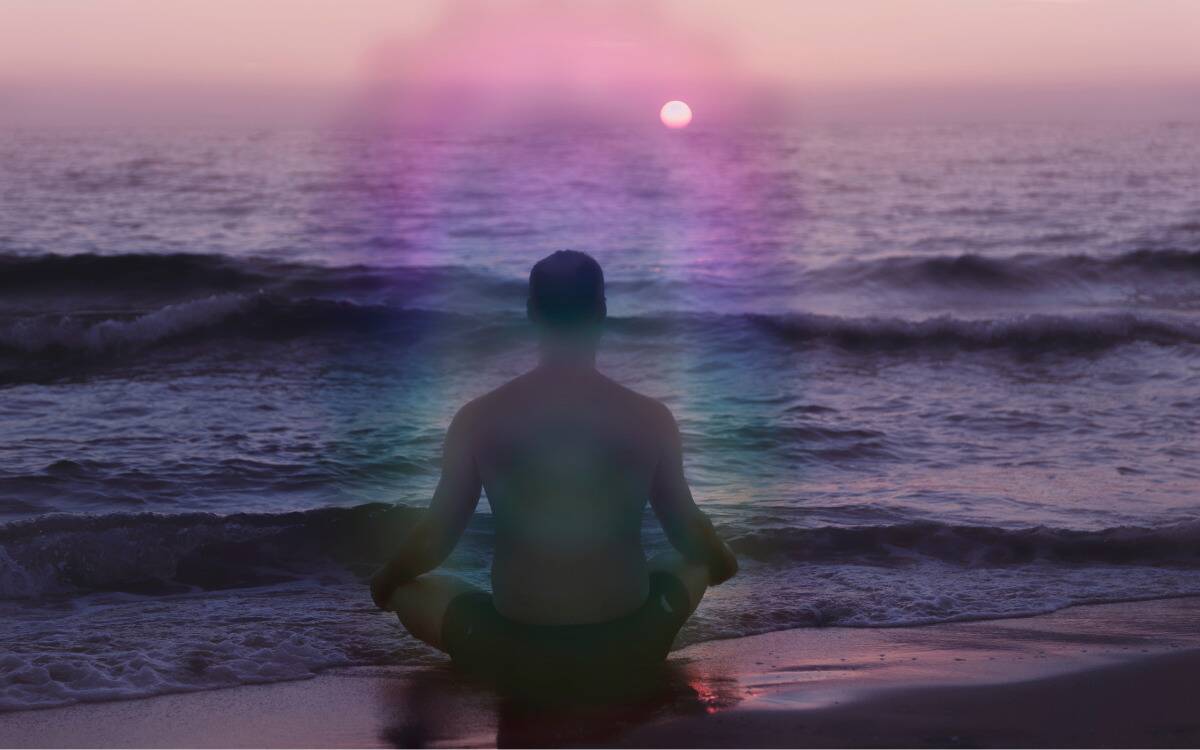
(3, 596, 1199, 748)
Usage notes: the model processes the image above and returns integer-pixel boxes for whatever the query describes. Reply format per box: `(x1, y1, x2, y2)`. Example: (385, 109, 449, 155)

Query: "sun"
(659, 100, 693, 129)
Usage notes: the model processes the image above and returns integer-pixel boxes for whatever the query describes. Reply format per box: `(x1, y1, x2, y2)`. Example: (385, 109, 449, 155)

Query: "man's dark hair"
(527, 250, 606, 329)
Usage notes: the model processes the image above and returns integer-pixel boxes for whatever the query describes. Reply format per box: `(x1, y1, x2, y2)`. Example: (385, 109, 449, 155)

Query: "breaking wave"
(0, 295, 483, 357)
(809, 247, 1200, 290)
(4, 246, 1200, 305)
(748, 311, 1200, 352)
(3, 296, 1199, 364)
(728, 520, 1200, 568)
(3, 505, 1197, 600)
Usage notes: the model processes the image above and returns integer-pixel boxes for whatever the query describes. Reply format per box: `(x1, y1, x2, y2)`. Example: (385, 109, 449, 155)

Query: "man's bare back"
(369, 250, 736, 673)
(465, 364, 672, 623)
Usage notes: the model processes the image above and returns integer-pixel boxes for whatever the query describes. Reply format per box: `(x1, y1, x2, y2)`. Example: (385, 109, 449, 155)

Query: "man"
(370, 250, 737, 680)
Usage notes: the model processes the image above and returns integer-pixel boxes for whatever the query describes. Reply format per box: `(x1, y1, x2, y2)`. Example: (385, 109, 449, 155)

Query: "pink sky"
(2, 0, 1198, 122)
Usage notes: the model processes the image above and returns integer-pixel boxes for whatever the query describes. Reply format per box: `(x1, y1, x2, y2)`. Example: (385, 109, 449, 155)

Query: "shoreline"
(3, 595, 1200, 748)
(615, 648, 1200, 748)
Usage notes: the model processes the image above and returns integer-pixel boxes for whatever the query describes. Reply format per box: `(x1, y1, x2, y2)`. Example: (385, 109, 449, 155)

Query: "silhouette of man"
(370, 250, 737, 679)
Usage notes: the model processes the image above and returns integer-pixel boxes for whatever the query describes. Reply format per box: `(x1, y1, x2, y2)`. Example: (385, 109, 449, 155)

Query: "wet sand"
(3, 596, 1199, 748)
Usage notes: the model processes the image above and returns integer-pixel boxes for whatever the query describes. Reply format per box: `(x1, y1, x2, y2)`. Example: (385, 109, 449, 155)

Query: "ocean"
(2, 121, 1199, 710)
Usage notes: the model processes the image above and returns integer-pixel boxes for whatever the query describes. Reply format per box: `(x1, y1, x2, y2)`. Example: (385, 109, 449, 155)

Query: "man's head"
(527, 250, 606, 336)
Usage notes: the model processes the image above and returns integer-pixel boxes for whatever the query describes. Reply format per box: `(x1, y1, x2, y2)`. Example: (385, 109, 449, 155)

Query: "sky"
(1, 0, 1198, 123)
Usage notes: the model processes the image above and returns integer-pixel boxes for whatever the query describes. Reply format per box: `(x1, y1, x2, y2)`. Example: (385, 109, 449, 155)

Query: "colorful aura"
(320, 0, 800, 510)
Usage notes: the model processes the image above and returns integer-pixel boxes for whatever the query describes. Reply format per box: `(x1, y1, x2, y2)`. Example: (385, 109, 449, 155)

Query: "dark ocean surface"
(2, 122, 1199, 709)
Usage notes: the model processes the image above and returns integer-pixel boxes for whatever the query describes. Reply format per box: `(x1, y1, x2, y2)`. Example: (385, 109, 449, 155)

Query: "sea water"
(1, 122, 1199, 709)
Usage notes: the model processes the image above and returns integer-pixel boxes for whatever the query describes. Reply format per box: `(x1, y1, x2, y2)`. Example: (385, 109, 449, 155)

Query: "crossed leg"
(386, 553, 710, 654)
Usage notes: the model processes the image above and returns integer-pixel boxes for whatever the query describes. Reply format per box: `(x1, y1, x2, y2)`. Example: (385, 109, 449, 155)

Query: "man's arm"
(649, 403, 738, 585)
(370, 406, 482, 608)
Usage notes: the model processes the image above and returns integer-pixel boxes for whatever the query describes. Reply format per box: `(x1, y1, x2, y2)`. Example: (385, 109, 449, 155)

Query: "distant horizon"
(3, 77, 1199, 128)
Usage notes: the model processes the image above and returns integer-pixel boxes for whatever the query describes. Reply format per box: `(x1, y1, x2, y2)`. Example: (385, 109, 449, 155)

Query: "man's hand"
(369, 565, 397, 610)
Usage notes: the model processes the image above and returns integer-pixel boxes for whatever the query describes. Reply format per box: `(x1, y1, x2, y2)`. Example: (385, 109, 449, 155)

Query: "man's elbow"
(709, 540, 738, 584)
(677, 515, 737, 583)
(416, 530, 457, 571)
(666, 514, 714, 557)
(686, 511, 719, 544)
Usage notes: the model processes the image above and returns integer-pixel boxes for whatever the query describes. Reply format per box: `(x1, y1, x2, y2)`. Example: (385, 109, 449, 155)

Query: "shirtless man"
(370, 250, 737, 677)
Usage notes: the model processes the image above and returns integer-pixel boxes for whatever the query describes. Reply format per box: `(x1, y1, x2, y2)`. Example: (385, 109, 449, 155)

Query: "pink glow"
(355, 2, 765, 128)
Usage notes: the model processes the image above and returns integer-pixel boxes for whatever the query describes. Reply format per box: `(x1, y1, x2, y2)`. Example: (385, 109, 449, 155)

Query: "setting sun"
(659, 100, 692, 128)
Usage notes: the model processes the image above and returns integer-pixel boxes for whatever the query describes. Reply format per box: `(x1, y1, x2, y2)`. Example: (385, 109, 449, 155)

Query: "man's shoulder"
(453, 374, 529, 420)
(456, 371, 674, 427)
(598, 376, 674, 424)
